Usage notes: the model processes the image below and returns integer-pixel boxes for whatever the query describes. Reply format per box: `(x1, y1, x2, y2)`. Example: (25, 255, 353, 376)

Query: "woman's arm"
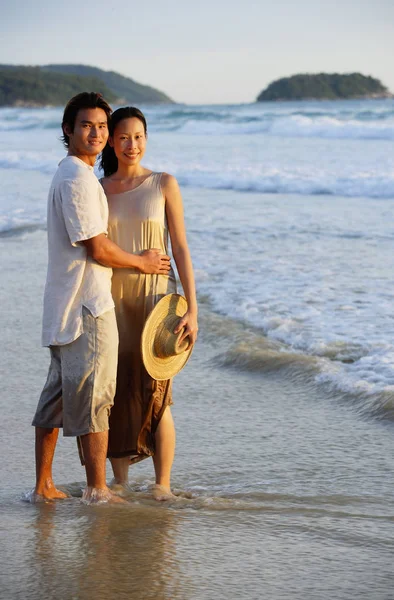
(163, 173, 198, 346)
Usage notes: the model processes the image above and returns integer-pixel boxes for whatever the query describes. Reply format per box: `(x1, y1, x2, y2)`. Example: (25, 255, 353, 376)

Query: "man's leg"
(34, 427, 68, 499)
(34, 427, 67, 500)
(80, 431, 125, 503)
(66, 308, 124, 503)
(80, 430, 109, 489)
(31, 348, 67, 501)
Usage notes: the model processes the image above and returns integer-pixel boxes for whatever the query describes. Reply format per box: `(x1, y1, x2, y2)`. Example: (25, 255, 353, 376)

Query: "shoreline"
(1, 219, 394, 600)
(1, 225, 393, 494)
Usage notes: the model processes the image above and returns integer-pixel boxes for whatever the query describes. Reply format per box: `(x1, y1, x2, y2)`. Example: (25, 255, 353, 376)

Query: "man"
(31, 92, 170, 503)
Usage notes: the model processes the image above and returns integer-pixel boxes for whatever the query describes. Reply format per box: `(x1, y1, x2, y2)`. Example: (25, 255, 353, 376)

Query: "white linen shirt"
(42, 155, 114, 347)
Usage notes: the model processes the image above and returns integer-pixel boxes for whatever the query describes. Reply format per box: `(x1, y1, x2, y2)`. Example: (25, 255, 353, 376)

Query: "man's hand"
(139, 249, 171, 274)
(83, 234, 171, 271)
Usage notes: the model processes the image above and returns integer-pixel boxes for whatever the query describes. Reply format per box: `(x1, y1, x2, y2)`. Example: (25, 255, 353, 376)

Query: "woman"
(100, 107, 198, 500)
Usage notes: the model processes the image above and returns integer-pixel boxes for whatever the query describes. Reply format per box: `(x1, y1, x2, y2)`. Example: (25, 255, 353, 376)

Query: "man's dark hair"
(100, 106, 148, 177)
(61, 92, 112, 148)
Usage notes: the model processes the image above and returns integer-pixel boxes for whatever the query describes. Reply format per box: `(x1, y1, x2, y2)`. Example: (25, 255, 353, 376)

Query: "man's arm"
(59, 178, 169, 273)
(83, 234, 170, 274)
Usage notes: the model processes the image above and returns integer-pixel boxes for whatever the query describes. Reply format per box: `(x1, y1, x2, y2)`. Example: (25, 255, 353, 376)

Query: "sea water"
(1, 99, 394, 410)
(1, 100, 394, 599)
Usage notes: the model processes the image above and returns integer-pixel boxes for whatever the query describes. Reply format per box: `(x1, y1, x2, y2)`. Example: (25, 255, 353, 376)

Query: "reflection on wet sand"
(29, 500, 190, 599)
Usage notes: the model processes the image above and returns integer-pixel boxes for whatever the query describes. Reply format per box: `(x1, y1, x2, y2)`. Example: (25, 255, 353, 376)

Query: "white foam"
(188, 180, 394, 397)
(0, 150, 59, 174)
(2, 103, 394, 141)
(173, 169, 394, 199)
(0, 107, 62, 131)
(269, 115, 394, 140)
(315, 348, 394, 396)
(2, 149, 393, 199)
(1, 102, 394, 200)
(174, 114, 394, 140)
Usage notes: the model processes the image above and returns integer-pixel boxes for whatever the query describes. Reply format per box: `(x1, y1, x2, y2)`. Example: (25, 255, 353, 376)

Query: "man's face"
(66, 108, 109, 159)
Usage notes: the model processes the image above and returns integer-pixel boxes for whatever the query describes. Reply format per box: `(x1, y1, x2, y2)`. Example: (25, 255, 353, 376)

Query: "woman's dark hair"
(61, 92, 112, 148)
(100, 106, 148, 177)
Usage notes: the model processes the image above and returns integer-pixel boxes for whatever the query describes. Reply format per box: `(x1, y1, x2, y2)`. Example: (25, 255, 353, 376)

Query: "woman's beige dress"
(105, 172, 177, 462)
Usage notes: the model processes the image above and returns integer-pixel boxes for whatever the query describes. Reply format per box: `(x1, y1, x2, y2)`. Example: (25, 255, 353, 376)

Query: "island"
(0, 64, 174, 107)
(257, 73, 393, 102)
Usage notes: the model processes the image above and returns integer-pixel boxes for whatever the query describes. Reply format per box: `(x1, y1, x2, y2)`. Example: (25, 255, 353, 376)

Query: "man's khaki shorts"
(32, 307, 118, 437)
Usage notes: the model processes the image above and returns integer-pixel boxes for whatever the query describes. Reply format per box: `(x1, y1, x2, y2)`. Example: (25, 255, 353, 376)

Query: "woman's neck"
(112, 164, 147, 180)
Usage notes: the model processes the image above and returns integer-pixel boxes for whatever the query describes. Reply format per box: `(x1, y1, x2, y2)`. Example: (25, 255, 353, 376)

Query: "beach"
(1, 205, 394, 599)
(1, 101, 394, 598)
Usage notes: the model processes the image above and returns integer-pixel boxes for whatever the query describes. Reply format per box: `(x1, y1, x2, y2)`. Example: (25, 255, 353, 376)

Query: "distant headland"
(0, 64, 174, 107)
(257, 73, 393, 102)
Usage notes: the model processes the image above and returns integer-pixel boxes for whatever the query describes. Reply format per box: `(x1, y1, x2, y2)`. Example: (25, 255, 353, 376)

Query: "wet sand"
(1, 227, 394, 600)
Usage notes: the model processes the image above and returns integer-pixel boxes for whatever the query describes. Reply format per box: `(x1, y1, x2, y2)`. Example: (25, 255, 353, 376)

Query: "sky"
(1, 0, 393, 104)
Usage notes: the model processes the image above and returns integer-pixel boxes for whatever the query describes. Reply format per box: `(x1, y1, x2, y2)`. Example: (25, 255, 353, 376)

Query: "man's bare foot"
(152, 484, 175, 502)
(23, 478, 69, 503)
(81, 486, 128, 505)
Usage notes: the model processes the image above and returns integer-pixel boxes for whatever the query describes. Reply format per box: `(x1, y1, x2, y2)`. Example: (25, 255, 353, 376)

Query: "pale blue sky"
(1, 0, 393, 104)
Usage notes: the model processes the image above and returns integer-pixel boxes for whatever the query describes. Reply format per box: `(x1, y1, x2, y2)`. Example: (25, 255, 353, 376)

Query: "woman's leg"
(109, 456, 130, 485)
(153, 406, 176, 490)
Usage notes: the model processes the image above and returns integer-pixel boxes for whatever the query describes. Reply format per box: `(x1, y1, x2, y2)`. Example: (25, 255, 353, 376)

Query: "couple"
(31, 92, 198, 504)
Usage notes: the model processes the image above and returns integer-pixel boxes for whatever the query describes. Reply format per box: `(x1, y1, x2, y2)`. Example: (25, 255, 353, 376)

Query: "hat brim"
(141, 294, 193, 381)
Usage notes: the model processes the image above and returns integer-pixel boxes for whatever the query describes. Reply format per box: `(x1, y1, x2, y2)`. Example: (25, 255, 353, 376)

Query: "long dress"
(105, 172, 177, 462)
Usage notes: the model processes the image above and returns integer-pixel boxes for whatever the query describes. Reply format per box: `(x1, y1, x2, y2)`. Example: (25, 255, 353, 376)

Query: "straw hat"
(141, 294, 193, 380)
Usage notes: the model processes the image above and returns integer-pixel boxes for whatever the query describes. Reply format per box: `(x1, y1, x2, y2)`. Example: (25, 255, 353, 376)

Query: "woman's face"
(110, 117, 147, 168)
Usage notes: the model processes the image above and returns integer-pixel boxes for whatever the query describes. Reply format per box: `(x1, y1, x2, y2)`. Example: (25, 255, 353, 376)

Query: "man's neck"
(67, 150, 96, 167)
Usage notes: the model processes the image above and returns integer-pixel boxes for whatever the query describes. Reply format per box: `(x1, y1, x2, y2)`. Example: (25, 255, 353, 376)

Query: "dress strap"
(151, 172, 164, 198)
(152, 172, 163, 184)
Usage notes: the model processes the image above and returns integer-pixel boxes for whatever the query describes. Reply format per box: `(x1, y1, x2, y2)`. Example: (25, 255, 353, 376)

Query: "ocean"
(1, 100, 394, 599)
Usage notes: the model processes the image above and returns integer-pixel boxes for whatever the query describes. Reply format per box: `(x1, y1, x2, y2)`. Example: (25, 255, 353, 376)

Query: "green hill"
(0, 66, 117, 107)
(43, 64, 174, 104)
(257, 73, 392, 101)
(0, 64, 174, 107)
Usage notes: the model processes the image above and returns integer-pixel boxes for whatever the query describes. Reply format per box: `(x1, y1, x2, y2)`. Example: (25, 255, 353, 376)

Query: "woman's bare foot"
(81, 486, 128, 505)
(172, 489, 194, 499)
(152, 484, 175, 502)
(108, 478, 131, 497)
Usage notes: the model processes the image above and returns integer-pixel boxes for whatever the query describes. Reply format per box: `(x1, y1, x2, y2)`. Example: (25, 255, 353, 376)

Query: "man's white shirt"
(42, 155, 114, 347)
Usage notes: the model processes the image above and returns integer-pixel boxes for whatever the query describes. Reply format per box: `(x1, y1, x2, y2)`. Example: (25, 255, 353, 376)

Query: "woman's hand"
(174, 311, 198, 347)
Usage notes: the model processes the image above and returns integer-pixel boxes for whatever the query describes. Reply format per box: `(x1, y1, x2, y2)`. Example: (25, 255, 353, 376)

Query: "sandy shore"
(1, 227, 394, 600)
